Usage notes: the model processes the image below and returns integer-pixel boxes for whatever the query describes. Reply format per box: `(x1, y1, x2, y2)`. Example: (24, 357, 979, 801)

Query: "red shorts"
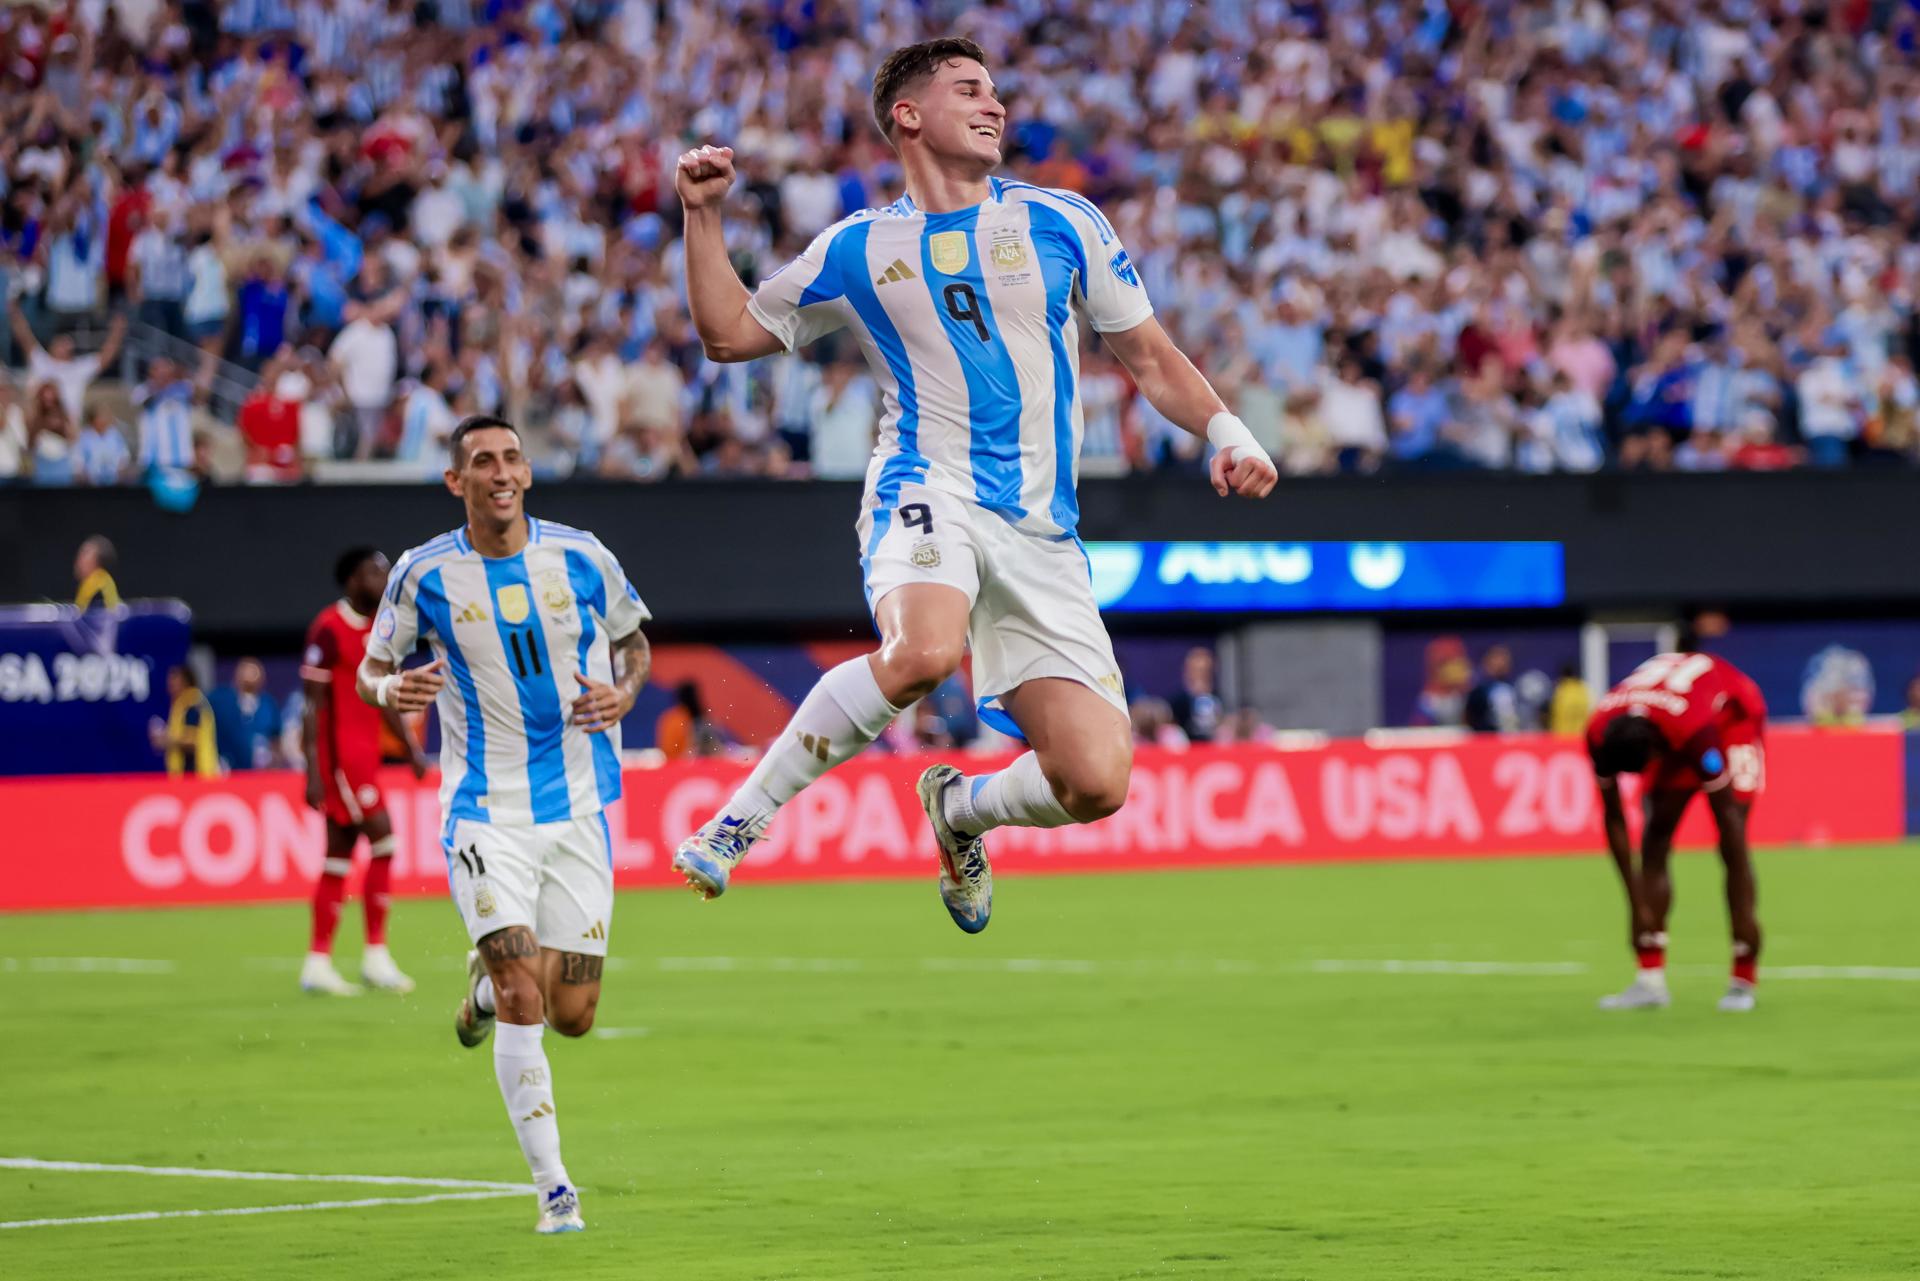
(321, 758, 387, 828)
(1646, 731, 1766, 807)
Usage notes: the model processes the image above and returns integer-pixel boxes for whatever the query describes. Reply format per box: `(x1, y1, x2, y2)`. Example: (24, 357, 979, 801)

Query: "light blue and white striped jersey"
(748, 178, 1153, 538)
(137, 382, 195, 471)
(367, 518, 649, 829)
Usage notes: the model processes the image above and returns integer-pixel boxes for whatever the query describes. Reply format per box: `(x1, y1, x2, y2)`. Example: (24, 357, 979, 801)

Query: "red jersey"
(1587, 652, 1767, 797)
(303, 601, 389, 824)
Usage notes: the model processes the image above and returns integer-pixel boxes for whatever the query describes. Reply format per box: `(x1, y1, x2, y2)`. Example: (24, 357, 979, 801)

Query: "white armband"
(1206, 411, 1272, 466)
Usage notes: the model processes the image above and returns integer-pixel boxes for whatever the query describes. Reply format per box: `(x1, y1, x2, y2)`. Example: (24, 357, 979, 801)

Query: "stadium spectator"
(10, 299, 123, 426)
(1549, 665, 1592, 737)
(25, 381, 75, 485)
(1796, 342, 1863, 468)
(73, 404, 132, 485)
(1465, 646, 1522, 734)
(73, 535, 119, 611)
(329, 305, 399, 460)
(238, 354, 307, 483)
(133, 355, 197, 474)
(153, 663, 217, 778)
(1169, 647, 1225, 744)
(208, 657, 284, 771)
(809, 360, 880, 481)
(0, 379, 26, 483)
(654, 682, 733, 759)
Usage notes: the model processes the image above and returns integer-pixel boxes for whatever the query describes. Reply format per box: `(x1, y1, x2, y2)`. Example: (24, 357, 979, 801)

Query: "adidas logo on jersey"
(453, 602, 489, 624)
(874, 259, 917, 285)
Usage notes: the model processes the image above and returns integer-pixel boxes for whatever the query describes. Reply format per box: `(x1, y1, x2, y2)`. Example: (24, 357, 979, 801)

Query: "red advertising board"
(0, 726, 1903, 912)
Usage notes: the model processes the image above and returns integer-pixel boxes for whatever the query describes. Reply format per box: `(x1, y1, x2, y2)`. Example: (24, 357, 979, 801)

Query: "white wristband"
(1206, 411, 1271, 465)
(375, 674, 401, 708)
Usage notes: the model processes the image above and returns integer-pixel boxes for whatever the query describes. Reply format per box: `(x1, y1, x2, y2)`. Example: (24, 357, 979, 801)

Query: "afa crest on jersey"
(539, 569, 574, 614)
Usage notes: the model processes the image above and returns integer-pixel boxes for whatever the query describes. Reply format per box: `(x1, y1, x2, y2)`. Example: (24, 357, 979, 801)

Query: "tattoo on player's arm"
(614, 630, 651, 696)
(478, 926, 540, 962)
(558, 953, 604, 985)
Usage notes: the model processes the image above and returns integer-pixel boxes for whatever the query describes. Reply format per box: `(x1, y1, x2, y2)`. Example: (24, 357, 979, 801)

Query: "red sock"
(363, 856, 392, 947)
(1732, 957, 1757, 985)
(1635, 946, 1666, 971)
(310, 870, 347, 954)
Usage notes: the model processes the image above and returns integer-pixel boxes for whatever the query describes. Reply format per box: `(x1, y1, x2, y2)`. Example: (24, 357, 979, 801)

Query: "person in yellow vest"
(73, 535, 121, 611)
(1549, 663, 1591, 736)
(157, 664, 219, 778)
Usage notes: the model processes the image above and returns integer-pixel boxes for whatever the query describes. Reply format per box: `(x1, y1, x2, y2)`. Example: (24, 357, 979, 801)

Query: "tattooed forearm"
(478, 926, 540, 962)
(613, 629, 651, 698)
(558, 952, 604, 985)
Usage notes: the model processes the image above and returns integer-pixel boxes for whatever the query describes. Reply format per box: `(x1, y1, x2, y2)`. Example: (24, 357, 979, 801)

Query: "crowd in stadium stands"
(3, 0, 1919, 489)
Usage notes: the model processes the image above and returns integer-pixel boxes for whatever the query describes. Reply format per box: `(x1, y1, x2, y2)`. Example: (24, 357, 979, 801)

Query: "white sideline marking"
(0, 1157, 529, 1191)
(0, 1189, 523, 1231)
(1, 957, 176, 975)
(591, 1026, 651, 1039)
(1309, 959, 1590, 977)
(0, 1157, 534, 1233)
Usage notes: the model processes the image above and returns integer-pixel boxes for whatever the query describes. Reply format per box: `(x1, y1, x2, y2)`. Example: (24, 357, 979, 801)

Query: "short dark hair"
(1592, 716, 1660, 778)
(334, 545, 381, 589)
(80, 534, 117, 569)
(871, 37, 988, 142)
(449, 415, 522, 468)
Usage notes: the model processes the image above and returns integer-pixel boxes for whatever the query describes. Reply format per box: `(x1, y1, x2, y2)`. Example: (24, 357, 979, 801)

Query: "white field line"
(0, 1157, 529, 1191)
(0, 957, 176, 975)
(1308, 959, 1589, 976)
(0, 1189, 523, 1231)
(590, 1026, 651, 1039)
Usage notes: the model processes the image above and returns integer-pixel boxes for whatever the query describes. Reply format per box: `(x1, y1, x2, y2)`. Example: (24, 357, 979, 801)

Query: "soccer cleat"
(300, 952, 360, 996)
(454, 950, 495, 1048)
(1717, 981, 1757, 1013)
(534, 1184, 585, 1234)
(360, 944, 415, 994)
(671, 814, 765, 900)
(918, 764, 992, 934)
(1598, 973, 1671, 1010)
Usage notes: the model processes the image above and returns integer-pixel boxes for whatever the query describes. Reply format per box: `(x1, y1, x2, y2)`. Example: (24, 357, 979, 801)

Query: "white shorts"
(444, 814, 614, 957)
(855, 481, 1125, 733)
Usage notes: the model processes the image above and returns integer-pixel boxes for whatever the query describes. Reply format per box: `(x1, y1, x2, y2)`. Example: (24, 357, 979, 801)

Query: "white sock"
(494, 1022, 568, 1192)
(719, 657, 903, 825)
(475, 974, 496, 1015)
(945, 752, 1074, 835)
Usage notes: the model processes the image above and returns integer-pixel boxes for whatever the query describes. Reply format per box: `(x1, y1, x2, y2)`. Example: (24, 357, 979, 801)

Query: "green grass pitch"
(4, 845, 1918, 1280)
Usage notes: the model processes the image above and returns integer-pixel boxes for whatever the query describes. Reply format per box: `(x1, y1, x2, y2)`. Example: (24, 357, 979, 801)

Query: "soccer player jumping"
(358, 417, 652, 1233)
(1587, 644, 1768, 1012)
(671, 38, 1277, 929)
(298, 547, 429, 996)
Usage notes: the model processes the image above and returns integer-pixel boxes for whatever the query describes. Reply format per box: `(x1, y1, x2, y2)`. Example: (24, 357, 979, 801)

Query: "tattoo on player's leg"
(478, 926, 539, 962)
(558, 953, 604, 985)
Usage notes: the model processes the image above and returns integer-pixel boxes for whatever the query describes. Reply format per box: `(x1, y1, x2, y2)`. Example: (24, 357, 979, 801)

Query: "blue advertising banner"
(1084, 542, 1565, 613)
(0, 603, 193, 775)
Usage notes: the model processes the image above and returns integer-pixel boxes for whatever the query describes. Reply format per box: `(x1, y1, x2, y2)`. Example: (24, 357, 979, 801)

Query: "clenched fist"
(676, 144, 737, 211)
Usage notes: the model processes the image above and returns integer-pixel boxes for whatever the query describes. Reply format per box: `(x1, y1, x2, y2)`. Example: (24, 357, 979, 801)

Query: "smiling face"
(873, 40, 1004, 174)
(899, 57, 1005, 169)
(446, 425, 532, 530)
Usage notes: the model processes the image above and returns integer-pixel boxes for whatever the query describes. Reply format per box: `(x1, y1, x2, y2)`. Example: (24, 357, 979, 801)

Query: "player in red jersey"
(1586, 642, 1767, 1013)
(298, 547, 429, 995)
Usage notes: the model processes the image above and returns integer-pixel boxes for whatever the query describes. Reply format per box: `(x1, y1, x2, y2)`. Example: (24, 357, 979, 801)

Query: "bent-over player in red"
(1587, 644, 1767, 1012)
(299, 547, 429, 995)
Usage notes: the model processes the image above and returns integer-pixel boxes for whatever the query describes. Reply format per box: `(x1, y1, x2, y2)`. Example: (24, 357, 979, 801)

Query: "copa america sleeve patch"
(375, 605, 398, 641)
(1109, 249, 1140, 287)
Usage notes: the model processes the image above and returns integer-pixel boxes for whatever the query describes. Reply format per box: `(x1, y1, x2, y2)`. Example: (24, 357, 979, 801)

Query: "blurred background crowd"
(4, 0, 1920, 490)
